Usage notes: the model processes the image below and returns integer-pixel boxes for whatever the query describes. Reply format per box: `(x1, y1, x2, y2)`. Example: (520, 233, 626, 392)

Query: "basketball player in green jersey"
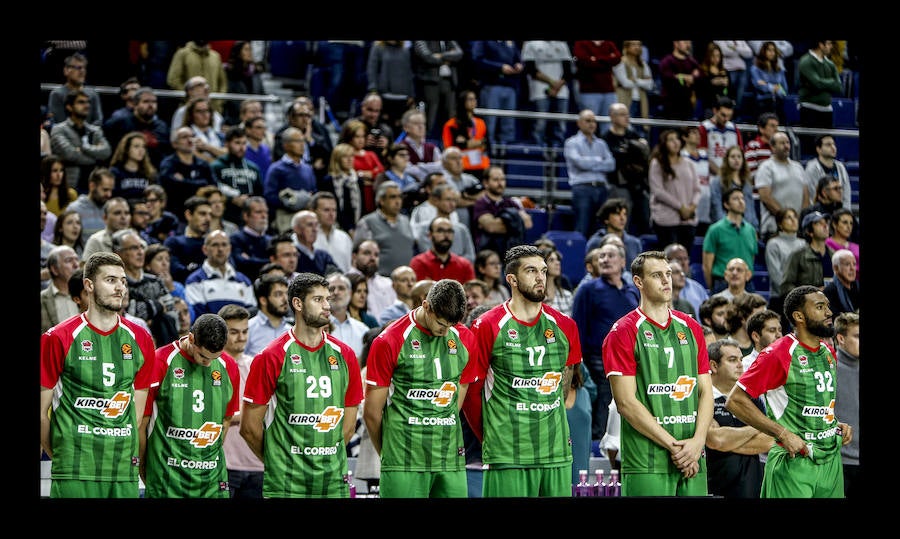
(40, 252, 157, 498)
(727, 285, 853, 498)
(603, 250, 714, 497)
(468, 244, 584, 498)
(241, 273, 364, 498)
(365, 279, 479, 498)
(140, 313, 241, 498)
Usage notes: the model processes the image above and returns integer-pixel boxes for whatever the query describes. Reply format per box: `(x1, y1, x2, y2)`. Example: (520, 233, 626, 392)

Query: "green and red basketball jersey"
(40, 313, 157, 481)
(142, 339, 240, 498)
(469, 301, 582, 468)
(243, 329, 363, 498)
(366, 311, 480, 472)
(737, 334, 842, 459)
(603, 308, 710, 474)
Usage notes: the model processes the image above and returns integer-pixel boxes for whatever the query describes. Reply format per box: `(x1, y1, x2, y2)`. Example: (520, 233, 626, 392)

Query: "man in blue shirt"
(571, 242, 639, 441)
(563, 109, 617, 240)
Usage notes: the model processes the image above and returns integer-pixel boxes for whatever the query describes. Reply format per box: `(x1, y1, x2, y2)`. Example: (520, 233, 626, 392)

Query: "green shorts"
(379, 470, 468, 498)
(761, 447, 844, 498)
(483, 465, 571, 498)
(51, 478, 140, 498)
(623, 470, 709, 497)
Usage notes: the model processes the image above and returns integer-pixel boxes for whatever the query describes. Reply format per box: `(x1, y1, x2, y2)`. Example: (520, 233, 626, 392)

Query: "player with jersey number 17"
(465, 244, 583, 498)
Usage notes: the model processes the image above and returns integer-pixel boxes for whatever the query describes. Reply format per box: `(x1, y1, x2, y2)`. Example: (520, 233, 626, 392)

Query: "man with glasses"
(113, 228, 180, 345)
(349, 93, 393, 164)
(273, 97, 333, 174)
(48, 52, 103, 127)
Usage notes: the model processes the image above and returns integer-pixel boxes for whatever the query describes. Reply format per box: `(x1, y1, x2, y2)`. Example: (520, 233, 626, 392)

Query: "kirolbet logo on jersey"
(802, 399, 836, 424)
(211, 369, 222, 386)
(447, 339, 457, 354)
(407, 381, 457, 407)
(544, 328, 556, 344)
(121, 343, 133, 360)
(647, 375, 697, 401)
(289, 406, 345, 432)
(512, 372, 562, 394)
(167, 422, 223, 448)
(75, 391, 132, 418)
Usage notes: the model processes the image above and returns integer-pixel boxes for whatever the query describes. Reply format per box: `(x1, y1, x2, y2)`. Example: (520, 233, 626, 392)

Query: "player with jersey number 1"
(364, 279, 480, 498)
(40, 252, 157, 498)
(140, 313, 241, 498)
(603, 250, 714, 497)
(466, 244, 583, 498)
(240, 272, 363, 498)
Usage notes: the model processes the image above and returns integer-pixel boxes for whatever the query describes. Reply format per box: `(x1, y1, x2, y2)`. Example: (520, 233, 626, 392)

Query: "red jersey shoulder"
(472, 302, 508, 329)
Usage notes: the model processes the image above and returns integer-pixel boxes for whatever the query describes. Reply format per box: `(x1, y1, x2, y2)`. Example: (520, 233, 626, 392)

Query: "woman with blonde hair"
(319, 142, 363, 235)
(339, 119, 385, 214)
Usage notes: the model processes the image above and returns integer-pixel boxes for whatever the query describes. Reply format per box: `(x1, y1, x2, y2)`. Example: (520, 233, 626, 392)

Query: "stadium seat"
(543, 230, 587, 283)
(525, 208, 548, 243)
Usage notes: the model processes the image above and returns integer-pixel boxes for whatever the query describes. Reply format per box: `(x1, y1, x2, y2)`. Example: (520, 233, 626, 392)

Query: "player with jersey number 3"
(602, 250, 714, 497)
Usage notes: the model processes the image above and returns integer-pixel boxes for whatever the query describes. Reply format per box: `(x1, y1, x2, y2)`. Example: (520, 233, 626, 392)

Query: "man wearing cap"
(779, 211, 835, 300)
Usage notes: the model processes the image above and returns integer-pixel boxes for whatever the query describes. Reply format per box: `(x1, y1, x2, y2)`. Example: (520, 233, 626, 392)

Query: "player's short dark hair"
(630, 250, 668, 279)
(426, 279, 467, 324)
(783, 285, 821, 322)
(504, 244, 544, 275)
(288, 272, 330, 306)
(191, 313, 228, 352)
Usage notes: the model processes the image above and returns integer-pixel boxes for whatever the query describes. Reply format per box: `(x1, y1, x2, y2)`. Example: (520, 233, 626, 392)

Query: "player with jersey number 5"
(140, 313, 241, 498)
(465, 244, 583, 497)
(364, 279, 480, 498)
(40, 251, 157, 498)
(726, 284, 852, 498)
(602, 250, 714, 497)
(240, 272, 364, 498)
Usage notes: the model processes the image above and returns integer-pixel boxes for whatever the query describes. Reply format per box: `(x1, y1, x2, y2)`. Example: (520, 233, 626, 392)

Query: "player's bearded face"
(806, 313, 835, 339)
(519, 275, 546, 303)
(302, 304, 331, 328)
